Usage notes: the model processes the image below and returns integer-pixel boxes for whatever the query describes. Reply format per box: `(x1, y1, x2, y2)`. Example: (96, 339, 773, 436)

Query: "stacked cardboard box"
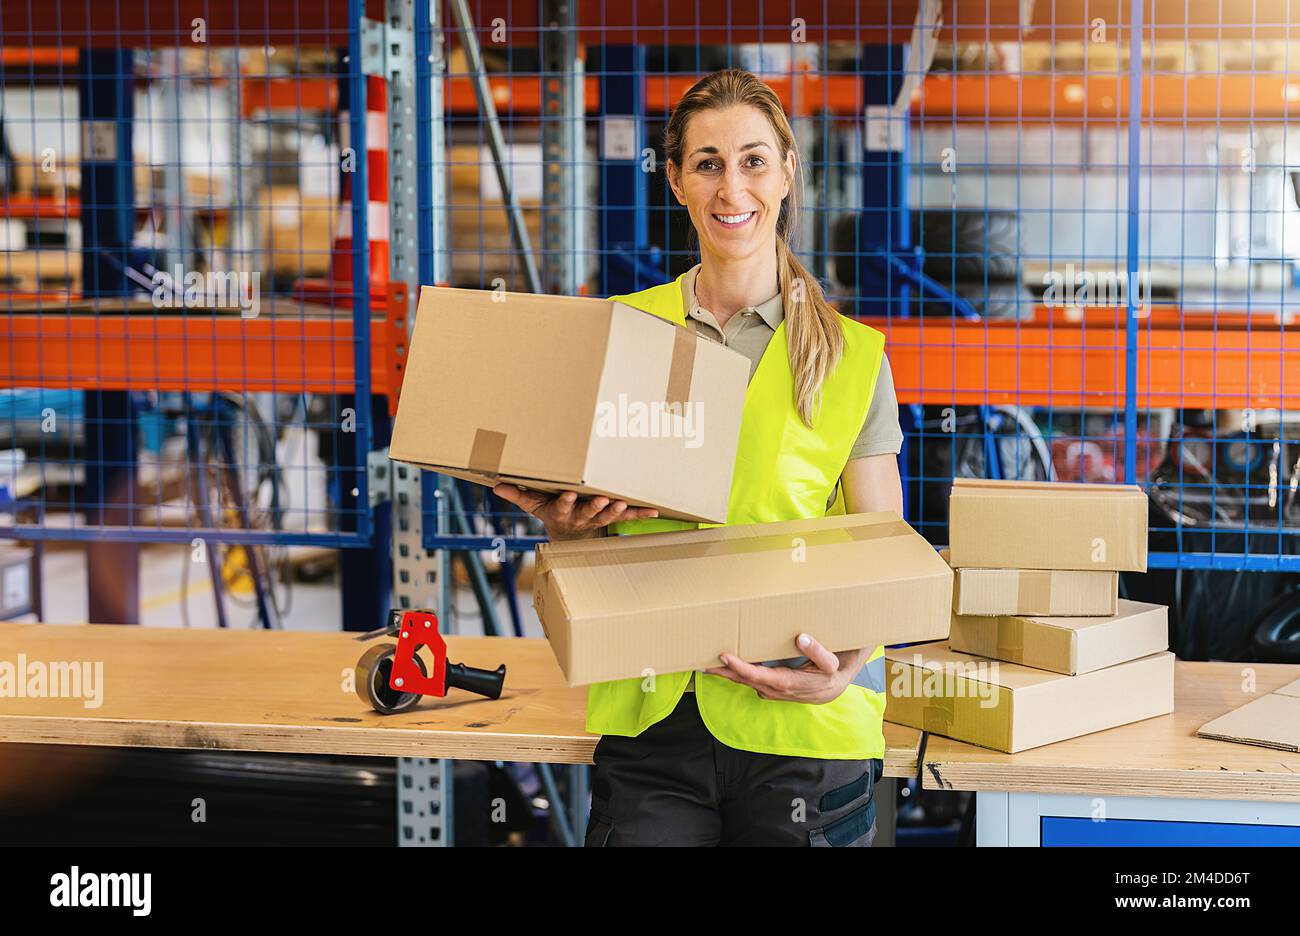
(535, 511, 954, 686)
(887, 479, 1175, 753)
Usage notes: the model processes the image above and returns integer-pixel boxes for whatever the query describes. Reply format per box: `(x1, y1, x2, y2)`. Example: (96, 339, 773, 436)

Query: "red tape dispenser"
(355, 609, 506, 714)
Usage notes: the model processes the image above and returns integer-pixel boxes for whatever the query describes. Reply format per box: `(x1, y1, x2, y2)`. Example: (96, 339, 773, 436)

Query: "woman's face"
(669, 104, 795, 264)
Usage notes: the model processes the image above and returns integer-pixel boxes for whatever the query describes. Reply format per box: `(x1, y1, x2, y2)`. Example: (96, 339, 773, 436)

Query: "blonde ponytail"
(777, 231, 844, 427)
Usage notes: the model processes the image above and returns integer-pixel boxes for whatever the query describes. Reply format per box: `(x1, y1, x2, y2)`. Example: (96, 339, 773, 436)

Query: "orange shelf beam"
(0, 197, 80, 220)
(914, 74, 1300, 122)
(870, 316, 1300, 410)
(0, 307, 1294, 410)
(239, 76, 339, 118)
(437, 72, 1300, 122)
(0, 197, 227, 221)
(0, 48, 76, 67)
(0, 314, 402, 398)
(445, 73, 597, 116)
(445, 72, 871, 118)
(2, 70, 1288, 123)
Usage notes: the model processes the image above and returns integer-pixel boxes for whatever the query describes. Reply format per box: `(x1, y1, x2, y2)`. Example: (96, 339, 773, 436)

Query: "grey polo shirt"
(679, 264, 903, 464)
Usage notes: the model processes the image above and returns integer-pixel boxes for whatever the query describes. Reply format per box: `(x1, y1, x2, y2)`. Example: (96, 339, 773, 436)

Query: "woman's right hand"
(492, 483, 659, 541)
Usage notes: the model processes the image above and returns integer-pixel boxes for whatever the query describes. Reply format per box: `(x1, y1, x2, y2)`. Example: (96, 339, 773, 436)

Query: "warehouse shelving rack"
(0, 3, 392, 560)
(8, 5, 1300, 600)
(0, 0, 602, 850)
(0, 0, 465, 845)
(426, 1, 1300, 576)
(5, 0, 1300, 844)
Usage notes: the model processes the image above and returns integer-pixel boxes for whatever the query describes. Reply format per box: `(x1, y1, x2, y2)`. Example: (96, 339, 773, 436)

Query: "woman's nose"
(717, 166, 746, 202)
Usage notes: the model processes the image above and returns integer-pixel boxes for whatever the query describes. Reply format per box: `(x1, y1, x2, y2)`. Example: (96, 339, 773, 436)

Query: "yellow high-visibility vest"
(585, 272, 890, 759)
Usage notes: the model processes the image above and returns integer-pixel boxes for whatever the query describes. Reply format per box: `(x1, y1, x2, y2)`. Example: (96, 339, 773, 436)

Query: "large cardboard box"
(390, 285, 749, 523)
(1197, 678, 1300, 753)
(948, 478, 1149, 571)
(942, 548, 1118, 616)
(885, 642, 1175, 753)
(257, 186, 333, 276)
(947, 598, 1168, 675)
(533, 511, 953, 686)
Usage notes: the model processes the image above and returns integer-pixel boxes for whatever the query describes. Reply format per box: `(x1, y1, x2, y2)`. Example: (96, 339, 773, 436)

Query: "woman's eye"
(696, 157, 764, 171)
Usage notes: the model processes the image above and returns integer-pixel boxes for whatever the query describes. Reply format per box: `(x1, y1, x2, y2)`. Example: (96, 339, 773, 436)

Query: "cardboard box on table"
(1197, 678, 1300, 753)
(947, 478, 1149, 572)
(884, 641, 1175, 753)
(947, 598, 1169, 676)
(390, 285, 749, 524)
(942, 549, 1119, 617)
(533, 511, 953, 686)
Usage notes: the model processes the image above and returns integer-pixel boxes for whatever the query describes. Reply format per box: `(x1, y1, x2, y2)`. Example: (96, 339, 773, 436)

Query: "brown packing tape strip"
(996, 615, 1026, 661)
(536, 519, 911, 573)
(468, 428, 508, 476)
(922, 696, 955, 734)
(1016, 570, 1054, 612)
(664, 325, 697, 408)
(533, 585, 549, 638)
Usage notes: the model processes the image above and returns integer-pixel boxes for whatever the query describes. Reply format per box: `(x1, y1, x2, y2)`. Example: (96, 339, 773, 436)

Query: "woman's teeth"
(713, 211, 754, 226)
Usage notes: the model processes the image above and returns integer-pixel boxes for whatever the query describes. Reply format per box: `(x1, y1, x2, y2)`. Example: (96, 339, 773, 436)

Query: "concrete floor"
(36, 542, 543, 638)
(38, 542, 340, 631)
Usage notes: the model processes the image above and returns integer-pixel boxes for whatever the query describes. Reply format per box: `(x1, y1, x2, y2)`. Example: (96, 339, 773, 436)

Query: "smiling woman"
(495, 68, 904, 847)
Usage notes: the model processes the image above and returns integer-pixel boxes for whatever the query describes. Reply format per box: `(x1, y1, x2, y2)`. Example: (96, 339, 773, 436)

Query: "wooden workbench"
(0, 623, 923, 775)
(916, 660, 1300, 845)
(7, 624, 1300, 845)
(919, 661, 1300, 803)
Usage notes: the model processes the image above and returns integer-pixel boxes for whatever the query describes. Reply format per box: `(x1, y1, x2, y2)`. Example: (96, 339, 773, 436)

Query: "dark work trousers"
(585, 692, 883, 846)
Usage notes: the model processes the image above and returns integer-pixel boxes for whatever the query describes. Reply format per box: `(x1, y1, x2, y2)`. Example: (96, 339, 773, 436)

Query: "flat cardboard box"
(885, 642, 1175, 753)
(533, 511, 953, 686)
(942, 548, 1118, 616)
(947, 598, 1168, 675)
(390, 285, 749, 524)
(1196, 678, 1300, 753)
(948, 478, 1149, 571)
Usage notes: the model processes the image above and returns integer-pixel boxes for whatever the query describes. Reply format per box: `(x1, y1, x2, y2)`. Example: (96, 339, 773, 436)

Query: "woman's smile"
(711, 209, 756, 229)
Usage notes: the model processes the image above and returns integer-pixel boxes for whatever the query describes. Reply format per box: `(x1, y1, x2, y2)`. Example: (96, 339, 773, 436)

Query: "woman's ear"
(783, 150, 796, 198)
(666, 160, 687, 206)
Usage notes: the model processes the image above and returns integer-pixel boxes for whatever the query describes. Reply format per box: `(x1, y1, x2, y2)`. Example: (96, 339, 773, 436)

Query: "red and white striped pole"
(299, 74, 389, 307)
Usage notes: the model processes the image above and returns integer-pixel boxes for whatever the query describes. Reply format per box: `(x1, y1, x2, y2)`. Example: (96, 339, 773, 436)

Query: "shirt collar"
(683, 264, 784, 331)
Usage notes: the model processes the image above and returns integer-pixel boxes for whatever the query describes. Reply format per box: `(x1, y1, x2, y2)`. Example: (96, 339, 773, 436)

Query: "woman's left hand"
(704, 635, 869, 704)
